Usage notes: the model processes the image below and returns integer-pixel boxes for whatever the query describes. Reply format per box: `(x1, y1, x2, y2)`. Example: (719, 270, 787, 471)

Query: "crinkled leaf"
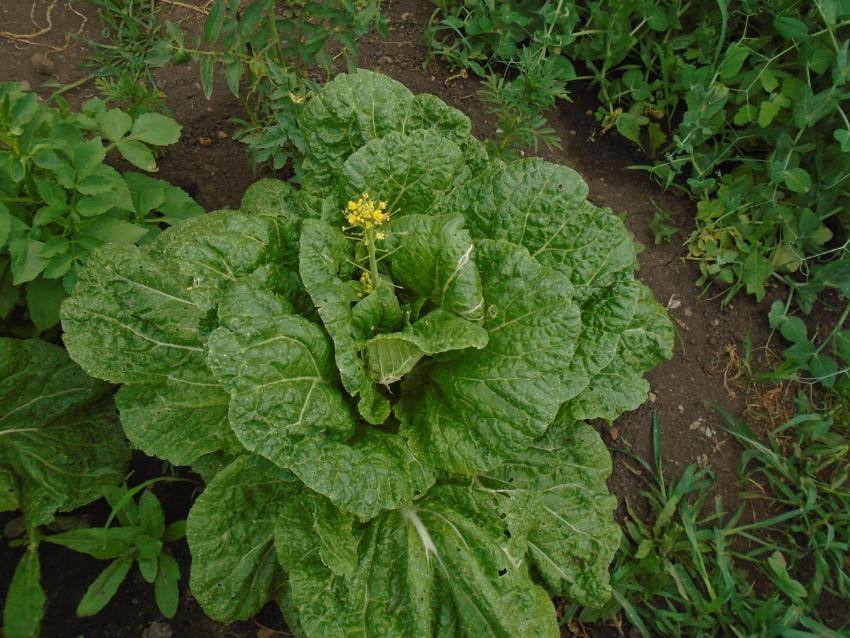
(277, 429, 435, 521)
(208, 282, 356, 463)
(397, 240, 580, 474)
(364, 309, 488, 385)
(187, 454, 294, 621)
(275, 485, 559, 637)
(0, 338, 128, 527)
(61, 243, 206, 383)
(339, 131, 469, 218)
(150, 209, 286, 312)
(115, 365, 238, 467)
(562, 283, 674, 421)
(384, 214, 484, 320)
(209, 282, 433, 520)
(299, 70, 471, 193)
(451, 159, 635, 301)
(482, 418, 619, 607)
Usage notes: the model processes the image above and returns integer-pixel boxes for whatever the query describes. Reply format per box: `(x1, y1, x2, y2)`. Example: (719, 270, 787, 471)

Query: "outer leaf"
(339, 131, 469, 218)
(396, 240, 580, 474)
(186, 455, 294, 621)
(448, 157, 672, 417)
(0, 339, 128, 527)
(275, 485, 559, 638)
(450, 159, 634, 301)
(116, 374, 238, 467)
(62, 212, 286, 465)
(61, 243, 207, 384)
(562, 283, 674, 421)
(3, 550, 45, 638)
(277, 429, 435, 521)
(482, 418, 620, 607)
(150, 209, 288, 312)
(298, 70, 471, 192)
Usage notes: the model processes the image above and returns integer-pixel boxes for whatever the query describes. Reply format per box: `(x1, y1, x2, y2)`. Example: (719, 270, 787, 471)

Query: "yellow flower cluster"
(345, 192, 389, 230)
(357, 271, 373, 297)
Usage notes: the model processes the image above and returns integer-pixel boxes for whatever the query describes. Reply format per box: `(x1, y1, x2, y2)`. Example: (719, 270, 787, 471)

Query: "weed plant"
(564, 409, 850, 637)
(80, 0, 171, 116)
(160, 0, 387, 170)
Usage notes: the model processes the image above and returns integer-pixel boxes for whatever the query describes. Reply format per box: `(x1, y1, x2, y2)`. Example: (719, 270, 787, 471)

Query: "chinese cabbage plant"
(61, 70, 673, 636)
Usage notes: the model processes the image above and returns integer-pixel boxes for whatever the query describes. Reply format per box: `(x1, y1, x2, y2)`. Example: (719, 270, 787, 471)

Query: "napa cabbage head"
(61, 70, 673, 637)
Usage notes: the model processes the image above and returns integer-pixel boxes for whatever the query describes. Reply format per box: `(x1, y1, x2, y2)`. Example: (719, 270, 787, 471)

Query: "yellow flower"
(342, 192, 390, 230)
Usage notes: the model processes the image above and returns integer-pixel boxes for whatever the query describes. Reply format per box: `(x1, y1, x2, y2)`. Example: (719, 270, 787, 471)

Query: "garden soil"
(0, 1, 817, 636)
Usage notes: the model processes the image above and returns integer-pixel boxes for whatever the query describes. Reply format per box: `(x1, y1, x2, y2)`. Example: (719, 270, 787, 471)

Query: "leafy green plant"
(78, 0, 170, 116)
(649, 207, 678, 245)
(59, 70, 673, 635)
(44, 483, 185, 619)
(765, 297, 849, 391)
(0, 338, 129, 638)
(426, 1, 575, 157)
(0, 83, 202, 333)
(157, 0, 386, 170)
(565, 409, 849, 637)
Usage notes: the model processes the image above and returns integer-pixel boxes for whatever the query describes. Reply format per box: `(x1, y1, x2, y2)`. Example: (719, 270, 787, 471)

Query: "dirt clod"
(30, 52, 55, 75)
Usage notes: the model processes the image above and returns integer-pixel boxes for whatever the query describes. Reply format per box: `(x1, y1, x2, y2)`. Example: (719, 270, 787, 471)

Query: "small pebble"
(198, 136, 213, 146)
(142, 621, 173, 638)
(379, 55, 393, 66)
(677, 404, 685, 412)
(684, 307, 693, 317)
(30, 52, 55, 75)
(216, 130, 228, 140)
(609, 426, 620, 441)
(648, 391, 657, 403)
(712, 318, 720, 326)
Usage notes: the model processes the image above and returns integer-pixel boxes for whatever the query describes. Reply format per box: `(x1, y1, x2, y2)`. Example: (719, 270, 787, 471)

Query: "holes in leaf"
(503, 529, 511, 539)
(497, 568, 507, 576)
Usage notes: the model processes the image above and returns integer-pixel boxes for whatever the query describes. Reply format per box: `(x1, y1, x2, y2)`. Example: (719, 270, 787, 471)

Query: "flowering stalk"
(344, 192, 389, 297)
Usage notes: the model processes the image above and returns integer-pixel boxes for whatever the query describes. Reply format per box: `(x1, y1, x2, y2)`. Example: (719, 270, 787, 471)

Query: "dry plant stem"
(0, 0, 87, 52)
(160, 0, 214, 13)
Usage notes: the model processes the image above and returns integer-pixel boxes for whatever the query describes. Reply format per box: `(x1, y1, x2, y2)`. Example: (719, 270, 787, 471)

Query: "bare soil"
(0, 1, 798, 636)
